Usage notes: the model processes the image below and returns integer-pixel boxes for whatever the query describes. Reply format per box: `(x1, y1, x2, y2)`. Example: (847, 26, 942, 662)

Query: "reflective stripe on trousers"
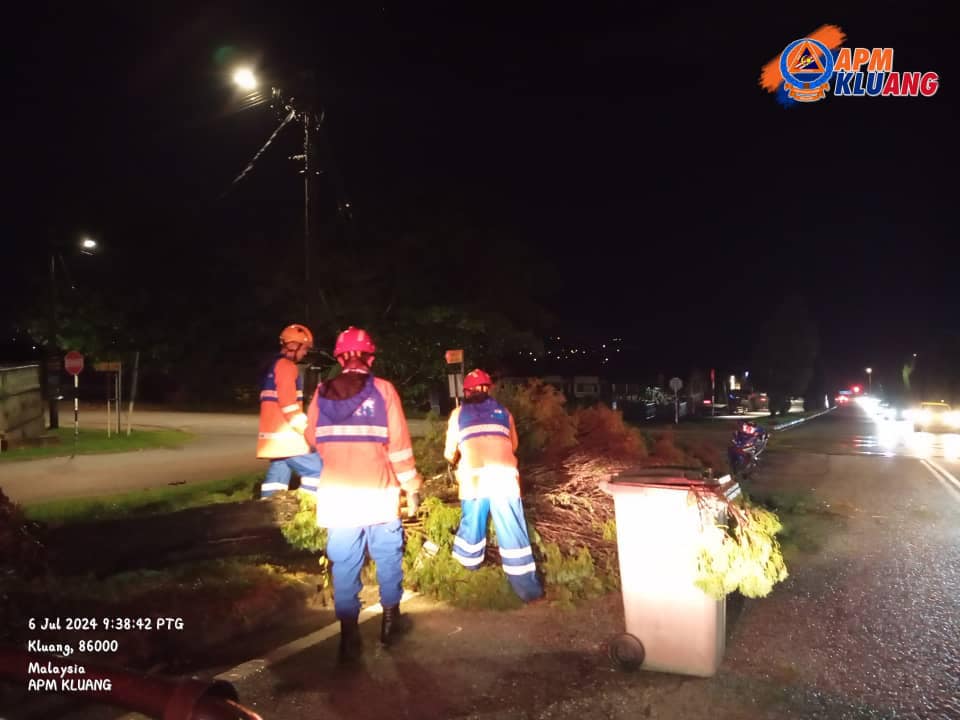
(452, 497, 543, 602)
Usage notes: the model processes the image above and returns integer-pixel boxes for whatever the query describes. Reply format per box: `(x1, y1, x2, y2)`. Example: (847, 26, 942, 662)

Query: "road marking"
(920, 459, 960, 504)
(925, 458, 960, 493)
(215, 590, 419, 683)
(116, 591, 418, 719)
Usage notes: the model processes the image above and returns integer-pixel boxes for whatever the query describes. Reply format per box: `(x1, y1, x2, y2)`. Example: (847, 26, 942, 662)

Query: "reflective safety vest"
(256, 356, 311, 459)
(444, 398, 520, 500)
(306, 372, 422, 528)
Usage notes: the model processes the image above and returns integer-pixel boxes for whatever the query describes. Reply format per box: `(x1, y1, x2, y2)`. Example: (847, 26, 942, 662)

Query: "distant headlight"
(904, 409, 915, 421)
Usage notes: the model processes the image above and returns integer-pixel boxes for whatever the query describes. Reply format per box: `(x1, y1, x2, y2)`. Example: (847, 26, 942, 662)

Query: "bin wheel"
(608, 633, 645, 671)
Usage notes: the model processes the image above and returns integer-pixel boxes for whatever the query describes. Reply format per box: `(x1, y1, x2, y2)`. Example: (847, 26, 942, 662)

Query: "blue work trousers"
(453, 497, 543, 602)
(260, 452, 323, 498)
(326, 519, 405, 620)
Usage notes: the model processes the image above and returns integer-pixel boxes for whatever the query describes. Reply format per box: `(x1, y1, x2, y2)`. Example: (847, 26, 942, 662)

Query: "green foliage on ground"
(280, 491, 327, 553)
(400, 498, 615, 609)
(403, 532, 523, 610)
(0, 428, 194, 463)
(22, 472, 261, 525)
(530, 525, 612, 609)
(695, 496, 788, 599)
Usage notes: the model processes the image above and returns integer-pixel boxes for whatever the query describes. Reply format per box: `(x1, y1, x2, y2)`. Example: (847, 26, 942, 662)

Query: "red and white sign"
(445, 349, 464, 364)
(64, 351, 84, 376)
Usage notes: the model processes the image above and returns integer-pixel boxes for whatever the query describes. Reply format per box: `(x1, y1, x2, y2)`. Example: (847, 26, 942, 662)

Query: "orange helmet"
(279, 324, 314, 348)
(463, 369, 492, 392)
(334, 326, 376, 357)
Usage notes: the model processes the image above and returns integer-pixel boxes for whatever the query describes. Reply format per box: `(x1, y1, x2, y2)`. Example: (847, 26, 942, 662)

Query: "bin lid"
(614, 465, 718, 485)
(600, 465, 737, 495)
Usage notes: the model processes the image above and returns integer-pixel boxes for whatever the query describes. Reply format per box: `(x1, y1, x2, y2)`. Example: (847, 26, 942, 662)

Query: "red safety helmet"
(279, 324, 314, 348)
(333, 326, 376, 357)
(463, 369, 492, 392)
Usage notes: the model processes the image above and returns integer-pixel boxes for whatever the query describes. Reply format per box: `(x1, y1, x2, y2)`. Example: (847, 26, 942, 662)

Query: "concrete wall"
(0, 364, 45, 447)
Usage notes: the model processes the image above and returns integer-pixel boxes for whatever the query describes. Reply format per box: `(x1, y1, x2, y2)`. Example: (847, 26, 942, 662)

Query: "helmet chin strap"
(281, 342, 304, 359)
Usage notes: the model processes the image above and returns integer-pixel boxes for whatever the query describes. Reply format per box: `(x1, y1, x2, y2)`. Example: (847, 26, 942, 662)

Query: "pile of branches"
(524, 452, 635, 569)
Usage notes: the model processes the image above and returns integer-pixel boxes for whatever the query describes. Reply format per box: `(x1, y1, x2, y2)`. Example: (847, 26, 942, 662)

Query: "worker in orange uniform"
(305, 327, 423, 662)
(445, 369, 544, 602)
(257, 324, 323, 499)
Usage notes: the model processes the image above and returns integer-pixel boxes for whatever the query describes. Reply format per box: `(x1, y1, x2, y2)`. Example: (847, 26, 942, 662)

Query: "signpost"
(669, 376, 683, 424)
(94, 361, 123, 436)
(64, 351, 84, 449)
(446, 349, 465, 407)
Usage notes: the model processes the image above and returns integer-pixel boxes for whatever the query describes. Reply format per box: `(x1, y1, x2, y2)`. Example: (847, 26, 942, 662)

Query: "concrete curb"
(770, 406, 837, 432)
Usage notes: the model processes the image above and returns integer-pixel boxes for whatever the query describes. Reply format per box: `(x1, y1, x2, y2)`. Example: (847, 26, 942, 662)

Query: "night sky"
(7, 2, 956, 386)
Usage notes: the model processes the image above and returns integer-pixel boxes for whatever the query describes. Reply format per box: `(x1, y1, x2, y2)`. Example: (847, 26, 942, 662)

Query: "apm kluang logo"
(759, 24, 940, 106)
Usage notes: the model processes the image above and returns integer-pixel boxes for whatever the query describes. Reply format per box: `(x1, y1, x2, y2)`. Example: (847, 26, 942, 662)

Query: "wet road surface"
(6, 406, 959, 719)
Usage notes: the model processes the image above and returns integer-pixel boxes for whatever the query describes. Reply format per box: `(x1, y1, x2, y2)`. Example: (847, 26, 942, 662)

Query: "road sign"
(94, 361, 122, 372)
(669, 377, 683, 392)
(448, 373, 464, 399)
(445, 349, 464, 364)
(64, 351, 84, 376)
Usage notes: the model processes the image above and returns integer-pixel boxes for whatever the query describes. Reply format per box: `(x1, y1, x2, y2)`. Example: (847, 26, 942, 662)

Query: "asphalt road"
(5, 405, 959, 719)
(1, 404, 428, 506)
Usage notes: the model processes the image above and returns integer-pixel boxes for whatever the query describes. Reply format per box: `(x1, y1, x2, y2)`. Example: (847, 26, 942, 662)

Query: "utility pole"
(273, 87, 322, 323)
(303, 112, 311, 323)
(47, 252, 60, 429)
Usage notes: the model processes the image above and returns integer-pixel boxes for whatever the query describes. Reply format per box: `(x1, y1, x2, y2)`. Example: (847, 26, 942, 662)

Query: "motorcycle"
(728, 420, 769, 478)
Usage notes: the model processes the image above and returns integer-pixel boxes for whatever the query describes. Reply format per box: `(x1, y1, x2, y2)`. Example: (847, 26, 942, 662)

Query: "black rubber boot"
(380, 605, 412, 647)
(338, 617, 362, 663)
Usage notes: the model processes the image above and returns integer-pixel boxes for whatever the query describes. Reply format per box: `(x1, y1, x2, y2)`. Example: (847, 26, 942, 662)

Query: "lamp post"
(231, 67, 321, 323)
(865, 367, 873, 394)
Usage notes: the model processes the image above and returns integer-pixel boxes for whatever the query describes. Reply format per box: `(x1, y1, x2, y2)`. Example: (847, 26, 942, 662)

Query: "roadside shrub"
(647, 432, 691, 465)
(495, 380, 576, 462)
(572, 404, 646, 460)
(678, 438, 727, 473)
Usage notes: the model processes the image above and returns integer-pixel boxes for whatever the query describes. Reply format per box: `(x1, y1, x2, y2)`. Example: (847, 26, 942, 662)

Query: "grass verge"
(22, 472, 262, 525)
(0, 428, 194, 463)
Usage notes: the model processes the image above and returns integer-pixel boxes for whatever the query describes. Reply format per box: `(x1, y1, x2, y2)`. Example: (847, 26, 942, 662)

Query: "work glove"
(405, 490, 421, 518)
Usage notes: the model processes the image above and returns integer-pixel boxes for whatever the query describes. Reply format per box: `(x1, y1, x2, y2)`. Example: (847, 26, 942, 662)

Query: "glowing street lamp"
(232, 67, 258, 91)
(80, 237, 97, 254)
(865, 367, 873, 393)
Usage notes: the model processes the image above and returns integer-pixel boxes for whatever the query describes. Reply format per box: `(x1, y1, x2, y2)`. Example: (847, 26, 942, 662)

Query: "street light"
(232, 67, 258, 91)
(865, 367, 873, 394)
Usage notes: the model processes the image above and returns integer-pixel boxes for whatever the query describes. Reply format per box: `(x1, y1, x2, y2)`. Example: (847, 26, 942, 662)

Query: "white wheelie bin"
(600, 466, 740, 677)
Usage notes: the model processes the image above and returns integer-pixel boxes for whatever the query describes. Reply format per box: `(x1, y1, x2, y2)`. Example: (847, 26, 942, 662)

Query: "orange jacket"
(306, 371, 422, 528)
(257, 356, 311, 459)
(444, 398, 521, 500)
